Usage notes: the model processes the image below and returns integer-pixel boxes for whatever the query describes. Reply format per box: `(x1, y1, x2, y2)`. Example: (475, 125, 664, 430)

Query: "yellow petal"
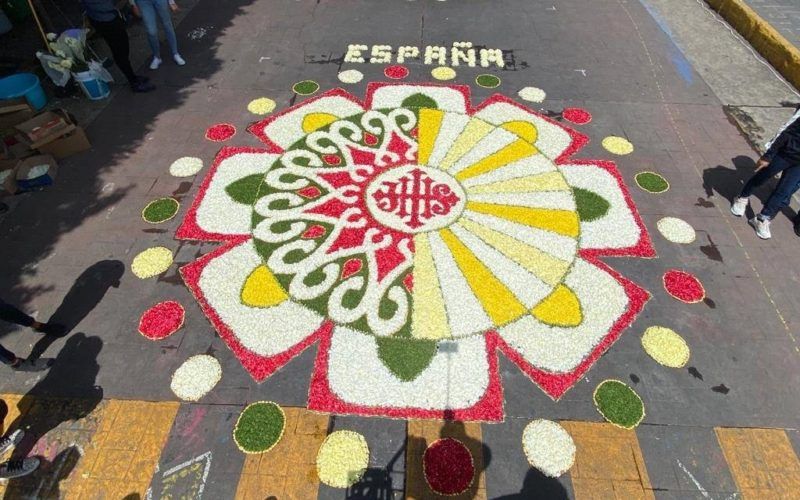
(531, 284, 583, 327)
(241, 265, 288, 308)
(302, 113, 338, 133)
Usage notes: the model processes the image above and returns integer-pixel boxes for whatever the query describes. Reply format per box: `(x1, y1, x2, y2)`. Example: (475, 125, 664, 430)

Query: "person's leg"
(739, 156, 792, 198)
(92, 18, 138, 83)
(154, 0, 179, 56)
(760, 162, 800, 219)
(137, 0, 161, 59)
(0, 299, 34, 328)
(0, 343, 18, 366)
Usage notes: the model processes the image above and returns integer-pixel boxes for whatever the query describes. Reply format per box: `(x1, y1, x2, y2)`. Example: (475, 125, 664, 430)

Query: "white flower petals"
(338, 69, 364, 84)
(522, 419, 576, 477)
(518, 87, 546, 103)
(656, 217, 696, 244)
(170, 157, 204, 177)
(170, 355, 222, 401)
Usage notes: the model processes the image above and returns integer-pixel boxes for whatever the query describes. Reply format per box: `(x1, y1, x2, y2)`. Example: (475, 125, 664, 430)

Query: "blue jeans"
(138, 0, 178, 57)
(740, 154, 800, 219)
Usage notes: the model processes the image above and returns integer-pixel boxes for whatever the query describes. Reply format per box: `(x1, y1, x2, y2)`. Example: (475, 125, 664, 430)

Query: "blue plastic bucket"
(0, 73, 47, 110)
(73, 71, 110, 100)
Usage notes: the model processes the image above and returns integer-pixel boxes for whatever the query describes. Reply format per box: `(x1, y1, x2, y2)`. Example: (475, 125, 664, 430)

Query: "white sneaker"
(0, 430, 23, 455)
(749, 216, 771, 239)
(173, 53, 186, 66)
(150, 56, 162, 70)
(731, 196, 748, 216)
(0, 457, 39, 479)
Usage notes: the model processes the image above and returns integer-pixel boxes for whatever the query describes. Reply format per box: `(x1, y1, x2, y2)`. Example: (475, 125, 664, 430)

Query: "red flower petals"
(205, 123, 237, 142)
(663, 270, 705, 303)
(562, 107, 592, 125)
(423, 438, 475, 496)
(138, 301, 185, 340)
(384, 65, 410, 80)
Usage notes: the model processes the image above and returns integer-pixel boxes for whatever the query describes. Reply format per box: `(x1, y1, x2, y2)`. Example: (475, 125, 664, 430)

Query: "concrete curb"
(705, 0, 800, 91)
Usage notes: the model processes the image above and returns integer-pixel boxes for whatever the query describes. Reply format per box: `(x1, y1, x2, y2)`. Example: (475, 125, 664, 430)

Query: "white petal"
(367, 83, 469, 113)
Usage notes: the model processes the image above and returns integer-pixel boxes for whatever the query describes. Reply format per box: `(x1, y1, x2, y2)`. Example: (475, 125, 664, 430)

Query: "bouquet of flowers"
(36, 29, 112, 87)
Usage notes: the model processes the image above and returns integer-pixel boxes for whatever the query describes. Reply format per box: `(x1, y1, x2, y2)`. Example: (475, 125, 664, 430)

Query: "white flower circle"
(656, 217, 696, 244)
(518, 86, 546, 103)
(170, 157, 204, 177)
(170, 354, 222, 401)
(522, 419, 576, 477)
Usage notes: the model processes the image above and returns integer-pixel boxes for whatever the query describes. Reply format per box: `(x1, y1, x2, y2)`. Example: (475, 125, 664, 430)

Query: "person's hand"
(755, 158, 770, 171)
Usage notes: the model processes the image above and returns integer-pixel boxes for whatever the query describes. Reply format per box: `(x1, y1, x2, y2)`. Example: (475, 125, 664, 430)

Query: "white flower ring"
(175, 83, 655, 421)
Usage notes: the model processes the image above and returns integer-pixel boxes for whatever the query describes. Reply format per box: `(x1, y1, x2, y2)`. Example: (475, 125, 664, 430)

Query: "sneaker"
(731, 196, 748, 216)
(0, 430, 23, 455)
(749, 216, 771, 239)
(0, 457, 40, 479)
(131, 80, 156, 93)
(173, 53, 186, 66)
(149, 56, 162, 70)
(794, 219, 800, 238)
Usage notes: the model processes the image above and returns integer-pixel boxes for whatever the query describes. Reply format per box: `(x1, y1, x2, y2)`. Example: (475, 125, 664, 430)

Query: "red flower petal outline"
(423, 438, 475, 496)
(562, 107, 592, 125)
(205, 123, 237, 142)
(138, 301, 185, 340)
(663, 269, 705, 303)
(384, 65, 410, 80)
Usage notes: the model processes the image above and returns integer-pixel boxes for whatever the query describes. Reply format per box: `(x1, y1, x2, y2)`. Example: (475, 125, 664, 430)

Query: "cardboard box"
(15, 155, 58, 191)
(15, 111, 74, 147)
(37, 127, 91, 159)
(4, 134, 35, 160)
(0, 159, 17, 194)
(0, 99, 35, 132)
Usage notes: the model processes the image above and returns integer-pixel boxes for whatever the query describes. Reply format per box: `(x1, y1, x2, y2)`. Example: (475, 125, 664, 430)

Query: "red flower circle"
(663, 270, 705, 303)
(562, 107, 592, 125)
(139, 301, 185, 340)
(384, 65, 410, 80)
(423, 438, 475, 495)
(205, 123, 237, 142)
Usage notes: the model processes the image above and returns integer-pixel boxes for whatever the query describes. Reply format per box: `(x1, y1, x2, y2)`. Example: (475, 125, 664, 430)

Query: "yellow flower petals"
(641, 326, 690, 368)
(316, 430, 369, 488)
(247, 97, 276, 115)
(431, 66, 456, 81)
(602, 136, 634, 155)
(131, 247, 174, 279)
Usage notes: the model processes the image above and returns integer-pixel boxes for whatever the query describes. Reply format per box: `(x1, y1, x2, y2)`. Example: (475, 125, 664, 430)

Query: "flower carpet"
(173, 82, 656, 421)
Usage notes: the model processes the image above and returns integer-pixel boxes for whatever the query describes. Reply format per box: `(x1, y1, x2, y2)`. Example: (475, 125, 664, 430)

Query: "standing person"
(0, 298, 59, 369)
(731, 104, 800, 239)
(80, 0, 155, 93)
(133, 0, 186, 69)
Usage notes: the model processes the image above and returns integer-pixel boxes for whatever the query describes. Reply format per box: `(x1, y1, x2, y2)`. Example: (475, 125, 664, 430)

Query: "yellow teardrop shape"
(501, 120, 538, 144)
(302, 113, 339, 133)
(531, 284, 583, 327)
(241, 265, 288, 308)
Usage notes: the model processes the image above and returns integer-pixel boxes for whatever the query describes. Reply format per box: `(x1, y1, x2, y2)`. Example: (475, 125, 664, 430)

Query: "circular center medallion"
(365, 164, 466, 234)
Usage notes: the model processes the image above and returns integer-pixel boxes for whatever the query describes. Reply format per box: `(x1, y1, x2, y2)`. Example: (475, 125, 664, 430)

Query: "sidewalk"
(745, 0, 800, 48)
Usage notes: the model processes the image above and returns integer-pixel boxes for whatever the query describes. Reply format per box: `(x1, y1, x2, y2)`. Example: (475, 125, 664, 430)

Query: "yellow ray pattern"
(457, 218, 571, 286)
(302, 113, 339, 133)
(417, 109, 444, 166)
(467, 171, 570, 194)
(455, 139, 539, 182)
(439, 229, 528, 326)
(411, 233, 451, 340)
(466, 201, 580, 238)
(241, 265, 288, 308)
(437, 119, 495, 171)
(531, 284, 583, 327)
(501, 120, 538, 143)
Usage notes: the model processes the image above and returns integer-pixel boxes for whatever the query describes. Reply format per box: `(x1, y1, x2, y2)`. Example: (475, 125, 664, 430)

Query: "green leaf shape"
(376, 337, 438, 382)
(593, 380, 645, 429)
(226, 174, 264, 204)
(401, 93, 439, 109)
(573, 187, 610, 222)
(142, 197, 179, 224)
(635, 171, 670, 193)
(233, 401, 286, 453)
(476, 74, 501, 88)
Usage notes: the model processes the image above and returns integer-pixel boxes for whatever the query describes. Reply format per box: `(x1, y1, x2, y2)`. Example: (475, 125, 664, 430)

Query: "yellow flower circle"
(131, 247, 174, 279)
(316, 430, 369, 488)
(247, 97, 277, 115)
(602, 136, 634, 155)
(431, 67, 456, 81)
(641, 326, 690, 368)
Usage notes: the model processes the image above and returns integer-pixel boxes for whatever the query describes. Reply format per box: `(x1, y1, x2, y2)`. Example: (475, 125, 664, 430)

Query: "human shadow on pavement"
(494, 468, 570, 499)
(27, 260, 123, 361)
(346, 440, 404, 499)
(2, 333, 103, 498)
(703, 155, 798, 222)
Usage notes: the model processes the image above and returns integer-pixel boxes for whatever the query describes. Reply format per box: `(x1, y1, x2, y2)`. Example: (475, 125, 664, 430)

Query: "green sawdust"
(293, 80, 320, 96)
(233, 401, 286, 454)
(142, 198, 180, 224)
(226, 174, 264, 204)
(573, 188, 610, 222)
(593, 380, 645, 429)
(401, 93, 439, 109)
(635, 172, 670, 194)
(476, 74, 501, 88)
(376, 336, 438, 381)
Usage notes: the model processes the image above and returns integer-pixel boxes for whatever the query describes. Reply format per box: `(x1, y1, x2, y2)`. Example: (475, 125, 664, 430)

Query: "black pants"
(0, 299, 34, 365)
(90, 16, 137, 84)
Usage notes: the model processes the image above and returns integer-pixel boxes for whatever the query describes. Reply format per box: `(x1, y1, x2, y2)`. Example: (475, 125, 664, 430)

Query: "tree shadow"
(493, 468, 570, 500)
(702, 155, 798, 221)
(1, 333, 103, 498)
(26, 260, 123, 361)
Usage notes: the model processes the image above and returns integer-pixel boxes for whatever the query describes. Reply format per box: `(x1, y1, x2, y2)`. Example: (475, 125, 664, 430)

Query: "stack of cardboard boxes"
(0, 99, 91, 195)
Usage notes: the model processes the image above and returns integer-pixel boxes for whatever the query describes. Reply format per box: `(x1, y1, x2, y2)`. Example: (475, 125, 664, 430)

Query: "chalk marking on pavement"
(574, 69, 587, 76)
(161, 451, 213, 498)
(676, 459, 711, 498)
(619, 0, 799, 353)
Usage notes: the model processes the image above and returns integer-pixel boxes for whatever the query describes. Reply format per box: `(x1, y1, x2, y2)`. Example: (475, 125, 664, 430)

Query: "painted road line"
(716, 427, 800, 498)
(234, 407, 328, 498)
(561, 421, 655, 499)
(406, 420, 487, 499)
